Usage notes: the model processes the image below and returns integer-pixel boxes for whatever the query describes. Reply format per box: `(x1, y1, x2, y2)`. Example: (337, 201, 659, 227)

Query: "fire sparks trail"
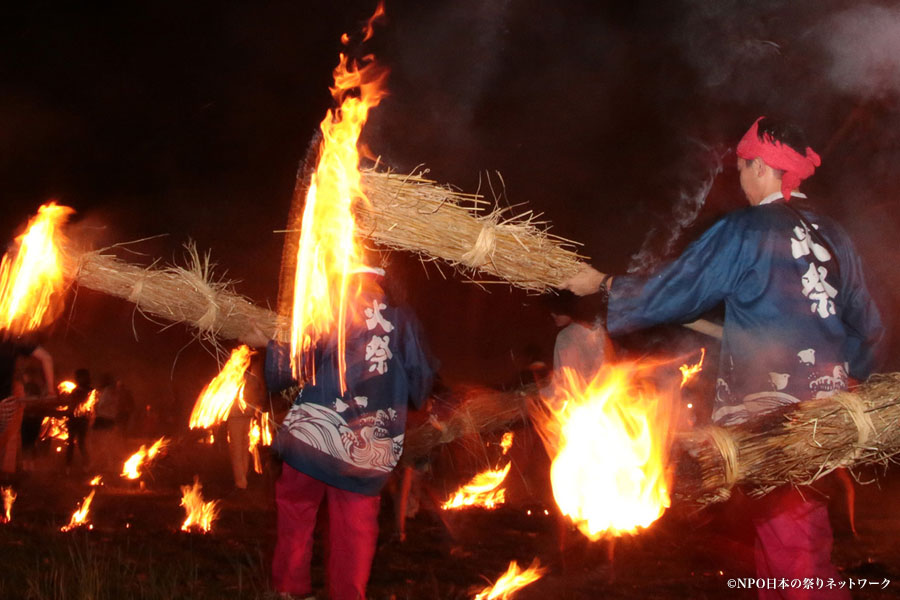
(289, 5, 388, 391)
(533, 364, 674, 540)
(442, 462, 512, 511)
(60, 490, 95, 532)
(180, 477, 218, 533)
(473, 560, 546, 600)
(679, 348, 706, 388)
(121, 437, 168, 480)
(2, 487, 15, 523)
(189, 345, 252, 430)
(0, 202, 73, 336)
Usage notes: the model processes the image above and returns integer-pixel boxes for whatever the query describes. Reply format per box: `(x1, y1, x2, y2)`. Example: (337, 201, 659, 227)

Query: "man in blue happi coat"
(565, 117, 884, 599)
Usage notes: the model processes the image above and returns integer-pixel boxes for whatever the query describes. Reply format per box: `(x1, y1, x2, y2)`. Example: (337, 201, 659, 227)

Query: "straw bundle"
(672, 373, 900, 506)
(400, 384, 534, 467)
(358, 169, 586, 293)
(64, 243, 289, 345)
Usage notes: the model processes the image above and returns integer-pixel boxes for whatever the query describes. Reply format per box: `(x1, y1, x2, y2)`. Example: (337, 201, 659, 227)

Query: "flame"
(500, 432, 514, 455)
(248, 413, 273, 475)
(121, 437, 168, 480)
(441, 462, 511, 511)
(0, 202, 73, 336)
(189, 345, 252, 429)
(289, 9, 389, 392)
(180, 477, 218, 533)
(1, 487, 15, 523)
(57, 380, 76, 394)
(89, 475, 103, 487)
(60, 489, 95, 532)
(473, 560, 547, 600)
(679, 348, 706, 388)
(73, 389, 98, 417)
(40, 416, 69, 441)
(533, 364, 674, 540)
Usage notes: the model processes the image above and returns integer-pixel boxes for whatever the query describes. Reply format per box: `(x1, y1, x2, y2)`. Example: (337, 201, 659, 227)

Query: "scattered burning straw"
(473, 559, 546, 600)
(121, 437, 168, 480)
(40, 416, 68, 441)
(180, 477, 218, 533)
(530, 364, 675, 540)
(0, 202, 73, 336)
(189, 345, 252, 430)
(2, 486, 15, 523)
(287, 7, 388, 390)
(442, 462, 512, 511)
(249, 413, 273, 474)
(679, 348, 706, 388)
(60, 490, 95, 532)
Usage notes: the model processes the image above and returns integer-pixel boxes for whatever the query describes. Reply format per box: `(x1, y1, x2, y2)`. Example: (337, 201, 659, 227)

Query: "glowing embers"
(473, 559, 546, 600)
(189, 345, 252, 430)
(180, 477, 218, 533)
(121, 437, 168, 480)
(442, 432, 515, 511)
(289, 5, 388, 392)
(60, 490, 95, 532)
(533, 364, 674, 540)
(0, 202, 73, 336)
(679, 347, 706, 388)
(1, 486, 15, 523)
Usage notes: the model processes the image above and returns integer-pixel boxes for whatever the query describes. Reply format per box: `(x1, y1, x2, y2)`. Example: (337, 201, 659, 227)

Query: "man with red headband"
(566, 117, 883, 599)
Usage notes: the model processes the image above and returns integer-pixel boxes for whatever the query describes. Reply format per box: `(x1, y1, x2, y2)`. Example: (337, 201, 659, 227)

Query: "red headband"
(736, 117, 821, 201)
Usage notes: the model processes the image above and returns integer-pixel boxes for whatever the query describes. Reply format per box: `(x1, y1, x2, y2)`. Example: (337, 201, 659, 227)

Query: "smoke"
(820, 4, 900, 99)
(626, 141, 726, 275)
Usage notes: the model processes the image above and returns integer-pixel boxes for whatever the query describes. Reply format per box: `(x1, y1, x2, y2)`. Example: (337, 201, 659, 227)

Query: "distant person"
(64, 368, 94, 473)
(227, 354, 266, 491)
(242, 266, 435, 600)
(0, 337, 54, 474)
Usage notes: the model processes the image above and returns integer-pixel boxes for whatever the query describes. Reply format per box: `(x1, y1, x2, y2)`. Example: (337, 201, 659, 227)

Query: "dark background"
(2, 1, 898, 425)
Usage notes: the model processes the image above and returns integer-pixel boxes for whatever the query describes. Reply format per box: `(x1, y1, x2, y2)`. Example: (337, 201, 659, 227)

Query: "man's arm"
(31, 345, 54, 395)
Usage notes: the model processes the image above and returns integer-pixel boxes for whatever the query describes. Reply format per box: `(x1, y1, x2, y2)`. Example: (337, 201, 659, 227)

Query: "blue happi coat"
(608, 198, 883, 424)
(266, 278, 435, 495)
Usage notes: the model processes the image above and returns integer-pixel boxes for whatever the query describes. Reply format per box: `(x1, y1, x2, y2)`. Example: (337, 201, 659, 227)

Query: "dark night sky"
(2, 1, 899, 420)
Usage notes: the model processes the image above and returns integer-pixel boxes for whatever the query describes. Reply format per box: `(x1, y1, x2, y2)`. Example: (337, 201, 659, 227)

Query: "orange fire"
(0, 202, 73, 337)
(39, 415, 68, 441)
(473, 560, 547, 600)
(289, 6, 388, 392)
(60, 490, 95, 532)
(679, 348, 706, 388)
(73, 389, 99, 417)
(89, 475, 103, 487)
(534, 364, 674, 540)
(57, 380, 76, 394)
(180, 477, 218, 533)
(500, 431, 514, 455)
(189, 345, 252, 430)
(1, 486, 15, 523)
(442, 462, 512, 511)
(121, 437, 168, 480)
(249, 412, 273, 474)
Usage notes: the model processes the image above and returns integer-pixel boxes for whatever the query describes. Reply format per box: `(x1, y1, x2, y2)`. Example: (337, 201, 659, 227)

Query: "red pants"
(753, 489, 849, 600)
(271, 464, 381, 600)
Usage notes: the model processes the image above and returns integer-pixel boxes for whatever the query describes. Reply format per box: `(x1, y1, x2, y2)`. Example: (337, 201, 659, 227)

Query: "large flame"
(473, 560, 547, 600)
(121, 437, 168, 480)
(189, 345, 252, 430)
(289, 6, 388, 391)
(0, 202, 73, 336)
(679, 347, 706, 388)
(180, 477, 218, 533)
(534, 364, 674, 540)
(2, 486, 15, 523)
(60, 490, 95, 532)
(442, 462, 512, 511)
